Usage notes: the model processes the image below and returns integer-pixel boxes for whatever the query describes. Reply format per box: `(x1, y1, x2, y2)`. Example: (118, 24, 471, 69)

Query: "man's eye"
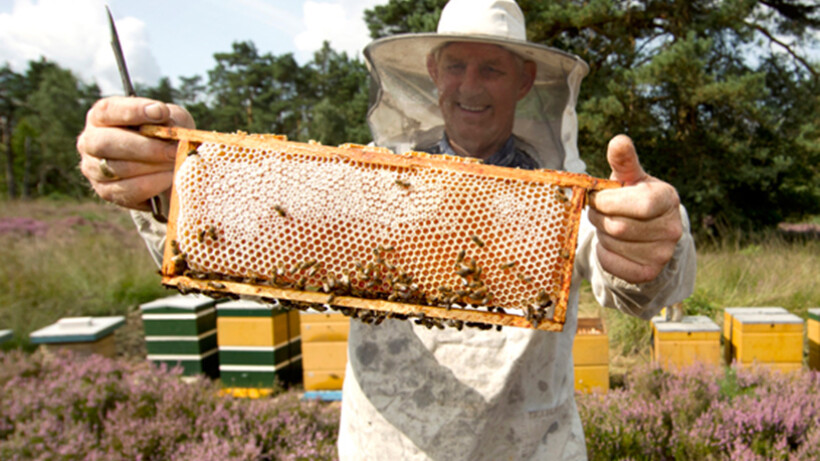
(446, 64, 465, 72)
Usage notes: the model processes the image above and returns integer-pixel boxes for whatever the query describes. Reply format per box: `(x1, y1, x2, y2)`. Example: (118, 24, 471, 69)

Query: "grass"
(0, 199, 167, 351)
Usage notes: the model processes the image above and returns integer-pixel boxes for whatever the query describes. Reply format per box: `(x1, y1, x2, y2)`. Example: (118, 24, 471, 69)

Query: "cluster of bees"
(168, 225, 557, 331)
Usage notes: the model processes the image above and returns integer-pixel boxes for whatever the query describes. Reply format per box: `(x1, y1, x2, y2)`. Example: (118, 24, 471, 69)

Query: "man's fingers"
(588, 179, 680, 220)
(596, 231, 677, 269)
(607, 134, 647, 185)
(87, 97, 172, 127)
(90, 171, 173, 210)
(588, 205, 683, 242)
(78, 125, 178, 163)
(595, 243, 667, 284)
(80, 155, 173, 183)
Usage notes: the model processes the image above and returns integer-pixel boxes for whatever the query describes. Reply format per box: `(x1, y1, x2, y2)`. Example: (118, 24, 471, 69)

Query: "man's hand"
(76, 97, 195, 211)
(587, 134, 683, 284)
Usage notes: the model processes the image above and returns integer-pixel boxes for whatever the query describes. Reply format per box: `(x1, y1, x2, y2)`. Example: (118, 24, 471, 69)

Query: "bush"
(0, 350, 340, 460)
(578, 364, 820, 460)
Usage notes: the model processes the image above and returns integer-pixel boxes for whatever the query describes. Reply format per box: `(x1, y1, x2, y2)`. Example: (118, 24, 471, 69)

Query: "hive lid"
(724, 307, 788, 316)
(0, 329, 12, 344)
(140, 294, 221, 314)
(217, 299, 287, 317)
(29, 316, 125, 344)
(652, 315, 720, 333)
(733, 312, 803, 324)
(808, 308, 820, 322)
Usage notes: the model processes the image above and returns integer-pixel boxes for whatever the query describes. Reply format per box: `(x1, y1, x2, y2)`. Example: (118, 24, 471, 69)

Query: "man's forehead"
(437, 42, 519, 63)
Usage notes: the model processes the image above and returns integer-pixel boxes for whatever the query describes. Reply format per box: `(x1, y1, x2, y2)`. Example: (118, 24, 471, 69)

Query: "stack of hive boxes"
(573, 317, 609, 393)
(29, 316, 125, 358)
(809, 308, 820, 371)
(141, 294, 220, 377)
(651, 315, 721, 370)
(723, 307, 803, 371)
(300, 309, 350, 391)
(217, 299, 302, 390)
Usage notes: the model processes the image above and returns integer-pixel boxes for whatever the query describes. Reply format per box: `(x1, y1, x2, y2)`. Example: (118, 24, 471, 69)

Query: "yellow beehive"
(300, 309, 350, 391)
(731, 312, 803, 371)
(652, 315, 721, 370)
(809, 308, 820, 371)
(722, 307, 788, 365)
(216, 300, 302, 390)
(573, 317, 608, 393)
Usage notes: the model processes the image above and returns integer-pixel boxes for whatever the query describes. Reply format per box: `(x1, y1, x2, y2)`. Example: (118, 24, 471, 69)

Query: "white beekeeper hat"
(364, 0, 589, 172)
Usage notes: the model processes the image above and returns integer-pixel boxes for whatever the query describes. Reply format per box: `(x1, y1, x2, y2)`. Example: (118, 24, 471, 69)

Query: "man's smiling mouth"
(457, 103, 489, 112)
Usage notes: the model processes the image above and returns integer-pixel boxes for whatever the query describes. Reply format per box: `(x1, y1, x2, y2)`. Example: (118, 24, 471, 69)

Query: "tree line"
(1, 0, 818, 236)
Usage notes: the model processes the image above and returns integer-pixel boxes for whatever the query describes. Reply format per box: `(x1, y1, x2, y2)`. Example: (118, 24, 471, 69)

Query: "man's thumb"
(607, 134, 647, 185)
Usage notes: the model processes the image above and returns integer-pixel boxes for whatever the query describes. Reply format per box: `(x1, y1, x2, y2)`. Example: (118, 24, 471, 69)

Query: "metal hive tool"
(144, 125, 621, 332)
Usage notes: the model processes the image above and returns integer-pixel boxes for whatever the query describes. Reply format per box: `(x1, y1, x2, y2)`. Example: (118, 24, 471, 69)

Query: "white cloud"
(294, 0, 384, 60)
(0, 0, 161, 96)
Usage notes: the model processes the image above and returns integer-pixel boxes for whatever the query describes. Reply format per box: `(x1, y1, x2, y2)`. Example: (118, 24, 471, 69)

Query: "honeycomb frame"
(143, 125, 621, 332)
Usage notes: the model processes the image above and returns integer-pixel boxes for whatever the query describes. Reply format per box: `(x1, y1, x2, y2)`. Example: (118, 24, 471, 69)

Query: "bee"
(554, 188, 569, 203)
(207, 226, 218, 240)
(560, 248, 571, 259)
(395, 178, 411, 188)
(207, 281, 226, 290)
(197, 229, 206, 243)
(171, 253, 187, 273)
(170, 239, 181, 256)
(470, 234, 485, 248)
(455, 249, 466, 266)
(457, 265, 474, 277)
(517, 273, 533, 283)
(274, 205, 287, 217)
(326, 293, 336, 304)
(186, 147, 199, 157)
(499, 261, 516, 270)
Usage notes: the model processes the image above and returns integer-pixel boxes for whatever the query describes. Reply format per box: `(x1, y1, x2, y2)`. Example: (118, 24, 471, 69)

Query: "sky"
(0, 0, 387, 96)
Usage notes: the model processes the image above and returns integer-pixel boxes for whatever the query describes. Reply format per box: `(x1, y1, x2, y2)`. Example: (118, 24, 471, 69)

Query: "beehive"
(140, 294, 220, 377)
(808, 308, 820, 371)
(300, 309, 350, 391)
(0, 329, 13, 345)
(29, 316, 125, 358)
(573, 317, 608, 393)
(652, 315, 721, 370)
(141, 125, 621, 332)
(722, 307, 789, 365)
(217, 299, 302, 390)
(731, 312, 803, 371)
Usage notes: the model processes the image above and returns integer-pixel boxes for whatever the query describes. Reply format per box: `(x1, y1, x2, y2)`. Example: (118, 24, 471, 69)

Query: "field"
(1, 199, 819, 459)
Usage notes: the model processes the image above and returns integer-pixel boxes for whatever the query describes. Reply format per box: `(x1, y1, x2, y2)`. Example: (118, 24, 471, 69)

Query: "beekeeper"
(76, 0, 695, 459)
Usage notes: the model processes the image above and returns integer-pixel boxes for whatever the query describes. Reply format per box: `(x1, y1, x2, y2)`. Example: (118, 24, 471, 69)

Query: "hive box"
(217, 300, 302, 390)
(0, 329, 13, 345)
(30, 316, 125, 358)
(573, 317, 609, 393)
(140, 294, 220, 378)
(809, 308, 820, 371)
(722, 307, 789, 365)
(731, 311, 804, 372)
(300, 309, 350, 391)
(652, 315, 721, 370)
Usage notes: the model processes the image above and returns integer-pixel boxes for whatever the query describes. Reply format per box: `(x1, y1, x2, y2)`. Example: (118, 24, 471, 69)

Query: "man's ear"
(426, 53, 439, 84)
(518, 61, 536, 100)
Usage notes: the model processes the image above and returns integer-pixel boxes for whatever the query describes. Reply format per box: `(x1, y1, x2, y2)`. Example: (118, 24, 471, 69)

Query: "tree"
(0, 64, 27, 198)
(302, 42, 370, 145)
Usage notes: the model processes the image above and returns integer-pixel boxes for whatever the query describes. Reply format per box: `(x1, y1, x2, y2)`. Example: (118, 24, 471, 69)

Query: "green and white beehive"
(0, 329, 13, 345)
(30, 316, 125, 358)
(140, 294, 221, 378)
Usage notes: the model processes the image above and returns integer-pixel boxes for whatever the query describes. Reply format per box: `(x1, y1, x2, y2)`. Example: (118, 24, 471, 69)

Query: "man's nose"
(458, 66, 484, 96)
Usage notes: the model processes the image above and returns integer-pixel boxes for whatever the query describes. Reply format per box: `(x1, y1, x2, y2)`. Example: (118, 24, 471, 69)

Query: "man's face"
(427, 42, 535, 159)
